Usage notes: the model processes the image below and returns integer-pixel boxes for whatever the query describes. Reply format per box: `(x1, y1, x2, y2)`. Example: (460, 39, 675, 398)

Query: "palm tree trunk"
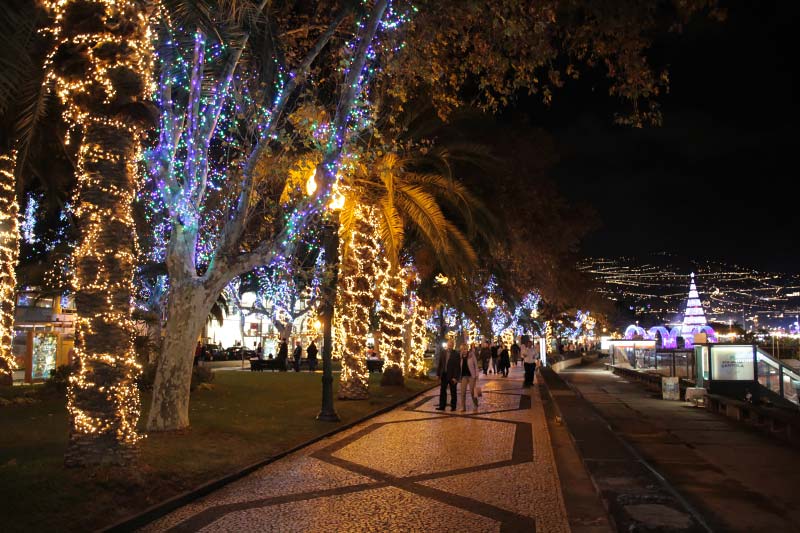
(378, 267, 406, 372)
(64, 122, 141, 466)
(405, 293, 429, 378)
(0, 153, 19, 386)
(336, 206, 380, 399)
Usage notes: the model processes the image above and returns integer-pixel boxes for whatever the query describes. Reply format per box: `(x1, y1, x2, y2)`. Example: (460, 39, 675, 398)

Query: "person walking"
(511, 341, 521, 367)
(292, 341, 302, 372)
(499, 343, 511, 377)
(459, 343, 479, 411)
(277, 338, 289, 371)
(436, 340, 461, 411)
(256, 343, 264, 360)
(307, 341, 318, 372)
(480, 341, 491, 375)
(522, 340, 537, 387)
(490, 341, 499, 374)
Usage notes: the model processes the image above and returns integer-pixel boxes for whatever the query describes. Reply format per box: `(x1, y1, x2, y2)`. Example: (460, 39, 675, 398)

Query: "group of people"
(436, 338, 541, 411)
(262, 339, 319, 372)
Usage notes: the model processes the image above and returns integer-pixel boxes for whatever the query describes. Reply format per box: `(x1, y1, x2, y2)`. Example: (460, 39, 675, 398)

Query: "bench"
(249, 359, 283, 372)
(706, 393, 800, 446)
(366, 359, 384, 373)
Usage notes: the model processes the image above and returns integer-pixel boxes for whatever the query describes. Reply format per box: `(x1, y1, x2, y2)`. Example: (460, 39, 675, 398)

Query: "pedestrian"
(277, 338, 288, 371)
(522, 340, 537, 388)
(256, 342, 264, 360)
(499, 343, 510, 377)
(511, 341, 521, 367)
(307, 340, 318, 371)
(459, 343, 479, 411)
(436, 340, 461, 411)
(480, 341, 491, 375)
(194, 341, 202, 367)
(293, 341, 302, 372)
(490, 341, 499, 374)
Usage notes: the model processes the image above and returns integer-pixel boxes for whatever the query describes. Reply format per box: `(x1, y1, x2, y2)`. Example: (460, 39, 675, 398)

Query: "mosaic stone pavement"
(141, 366, 569, 532)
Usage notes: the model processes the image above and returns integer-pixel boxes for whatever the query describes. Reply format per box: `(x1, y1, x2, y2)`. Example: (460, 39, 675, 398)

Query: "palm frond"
(394, 183, 450, 251)
(374, 197, 404, 269)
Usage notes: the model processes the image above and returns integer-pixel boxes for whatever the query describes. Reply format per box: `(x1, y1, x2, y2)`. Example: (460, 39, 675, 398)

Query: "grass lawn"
(0, 370, 433, 532)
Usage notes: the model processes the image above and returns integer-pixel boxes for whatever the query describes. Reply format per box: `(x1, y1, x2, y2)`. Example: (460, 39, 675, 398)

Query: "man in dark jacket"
(292, 341, 302, 372)
(307, 341, 318, 371)
(436, 340, 461, 411)
(480, 341, 492, 375)
(277, 339, 289, 371)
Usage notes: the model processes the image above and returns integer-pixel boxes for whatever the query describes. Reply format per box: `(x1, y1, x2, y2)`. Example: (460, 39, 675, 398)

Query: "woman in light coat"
(459, 344, 480, 411)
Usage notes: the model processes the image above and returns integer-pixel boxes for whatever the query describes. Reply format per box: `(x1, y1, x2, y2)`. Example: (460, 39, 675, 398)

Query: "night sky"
(527, 0, 798, 272)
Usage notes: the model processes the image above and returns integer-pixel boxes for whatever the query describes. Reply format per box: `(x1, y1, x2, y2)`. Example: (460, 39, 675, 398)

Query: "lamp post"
(317, 221, 341, 422)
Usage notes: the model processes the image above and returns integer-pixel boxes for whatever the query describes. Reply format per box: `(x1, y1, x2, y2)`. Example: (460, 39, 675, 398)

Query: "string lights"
(335, 203, 381, 399)
(45, 0, 152, 464)
(377, 260, 407, 370)
(0, 153, 19, 380)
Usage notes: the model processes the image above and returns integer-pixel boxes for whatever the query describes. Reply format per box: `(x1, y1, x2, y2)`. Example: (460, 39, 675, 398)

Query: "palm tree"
(0, 0, 54, 384)
(335, 148, 492, 397)
(48, 0, 153, 466)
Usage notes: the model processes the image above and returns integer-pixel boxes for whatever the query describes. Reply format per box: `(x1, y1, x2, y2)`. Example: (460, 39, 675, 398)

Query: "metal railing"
(756, 347, 800, 405)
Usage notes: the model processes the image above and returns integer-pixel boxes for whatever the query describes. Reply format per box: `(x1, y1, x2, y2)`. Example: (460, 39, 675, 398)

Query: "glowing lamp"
(306, 168, 317, 195)
(329, 190, 345, 210)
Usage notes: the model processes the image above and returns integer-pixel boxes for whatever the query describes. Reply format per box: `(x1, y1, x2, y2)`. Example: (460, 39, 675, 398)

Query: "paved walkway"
(141, 367, 570, 532)
(559, 362, 800, 533)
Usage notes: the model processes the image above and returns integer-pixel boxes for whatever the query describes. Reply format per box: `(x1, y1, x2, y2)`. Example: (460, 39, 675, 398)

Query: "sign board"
(662, 377, 680, 400)
(711, 346, 754, 381)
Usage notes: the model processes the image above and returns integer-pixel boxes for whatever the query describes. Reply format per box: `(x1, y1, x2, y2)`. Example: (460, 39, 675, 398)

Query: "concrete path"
(558, 362, 800, 533)
(140, 367, 571, 532)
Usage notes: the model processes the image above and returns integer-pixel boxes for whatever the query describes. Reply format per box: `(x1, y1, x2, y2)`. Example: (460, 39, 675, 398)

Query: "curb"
(102, 382, 438, 532)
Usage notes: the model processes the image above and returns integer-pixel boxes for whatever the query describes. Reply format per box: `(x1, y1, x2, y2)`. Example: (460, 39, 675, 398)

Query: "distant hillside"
(579, 253, 800, 329)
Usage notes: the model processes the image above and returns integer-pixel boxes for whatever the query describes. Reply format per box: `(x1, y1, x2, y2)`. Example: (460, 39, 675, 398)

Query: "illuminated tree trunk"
(378, 267, 406, 372)
(404, 292, 429, 378)
(47, 0, 151, 466)
(336, 206, 379, 400)
(0, 153, 19, 386)
(64, 123, 142, 466)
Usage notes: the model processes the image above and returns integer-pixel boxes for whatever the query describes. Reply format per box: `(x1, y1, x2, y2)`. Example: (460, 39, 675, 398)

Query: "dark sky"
(526, 0, 798, 272)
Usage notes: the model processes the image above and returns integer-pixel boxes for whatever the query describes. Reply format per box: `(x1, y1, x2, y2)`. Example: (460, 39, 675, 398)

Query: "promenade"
(557, 362, 800, 532)
(140, 367, 571, 532)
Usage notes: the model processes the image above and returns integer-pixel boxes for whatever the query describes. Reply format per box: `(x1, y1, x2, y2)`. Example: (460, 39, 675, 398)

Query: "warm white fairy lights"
(377, 261, 407, 370)
(0, 153, 19, 378)
(335, 203, 381, 399)
(405, 290, 429, 377)
(45, 0, 152, 462)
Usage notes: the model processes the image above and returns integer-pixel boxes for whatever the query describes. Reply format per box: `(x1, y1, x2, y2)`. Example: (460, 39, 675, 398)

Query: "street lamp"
(316, 180, 344, 423)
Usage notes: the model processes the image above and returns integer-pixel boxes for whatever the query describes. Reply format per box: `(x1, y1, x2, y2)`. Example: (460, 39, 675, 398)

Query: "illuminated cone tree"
(46, 0, 152, 465)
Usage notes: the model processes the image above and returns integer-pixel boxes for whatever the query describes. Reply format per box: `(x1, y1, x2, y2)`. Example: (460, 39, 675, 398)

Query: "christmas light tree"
(680, 272, 708, 344)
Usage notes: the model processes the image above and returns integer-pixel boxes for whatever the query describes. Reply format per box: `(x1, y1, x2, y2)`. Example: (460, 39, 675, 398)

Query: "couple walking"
(436, 340, 480, 412)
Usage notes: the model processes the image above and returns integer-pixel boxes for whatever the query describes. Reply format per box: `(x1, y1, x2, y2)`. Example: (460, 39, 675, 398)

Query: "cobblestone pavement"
(141, 366, 569, 533)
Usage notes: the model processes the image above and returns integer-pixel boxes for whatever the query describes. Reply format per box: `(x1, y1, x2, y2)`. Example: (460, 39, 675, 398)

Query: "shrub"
(191, 365, 214, 391)
(44, 365, 74, 394)
(380, 364, 404, 387)
(137, 363, 157, 391)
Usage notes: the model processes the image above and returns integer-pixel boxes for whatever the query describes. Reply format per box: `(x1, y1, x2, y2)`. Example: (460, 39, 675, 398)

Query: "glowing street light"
(306, 168, 317, 195)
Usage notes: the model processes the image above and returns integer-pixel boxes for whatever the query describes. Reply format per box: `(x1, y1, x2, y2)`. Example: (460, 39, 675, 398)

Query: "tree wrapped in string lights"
(334, 203, 380, 399)
(45, 0, 153, 465)
(0, 153, 18, 384)
(144, 0, 401, 430)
